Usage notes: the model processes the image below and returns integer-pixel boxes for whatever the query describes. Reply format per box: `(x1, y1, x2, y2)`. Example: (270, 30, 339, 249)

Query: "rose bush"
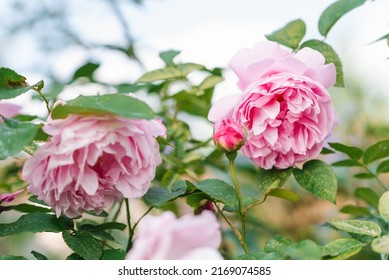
(126, 210, 222, 260)
(23, 113, 165, 218)
(209, 41, 336, 169)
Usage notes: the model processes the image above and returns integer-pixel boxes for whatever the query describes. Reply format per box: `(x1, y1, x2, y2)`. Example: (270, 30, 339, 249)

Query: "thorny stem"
(229, 159, 249, 254)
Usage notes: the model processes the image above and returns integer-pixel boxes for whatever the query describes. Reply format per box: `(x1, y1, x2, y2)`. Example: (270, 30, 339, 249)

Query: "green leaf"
(236, 251, 283, 260)
(354, 187, 380, 208)
(66, 253, 84, 260)
(328, 142, 363, 160)
(62, 231, 103, 260)
(72, 62, 100, 81)
(300, 40, 344, 87)
(371, 234, 389, 254)
(283, 240, 322, 260)
(258, 167, 292, 194)
(197, 76, 224, 92)
(78, 224, 116, 242)
(318, 0, 367, 37)
(28, 195, 49, 206)
(378, 191, 389, 222)
(332, 159, 362, 167)
(265, 19, 306, 49)
(96, 222, 126, 231)
(2, 203, 52, 214)
(370, 33, 389, 47)
(353, 172, 375, 179)
(0, 212, 71, 237)
(0, 255, 28, 260)
(264, 235, 293, 253)
(85, 210, 108, 217)
(144, 183, 188, 208)
(177, 63, 204, 76)
(159, 50, 181, 66)
(116, 83, 149, 94)
(363, 139, 389, 164)
(293, 160, 337, 203)
(377, 160, 389, 174)
(321, 147, 335, 154)
(171, 90, 211, 117)
(322, 238, 362, 260)
(195, 179, 237, 209)
(329, 219, 381, 237)
(101, 249, 126, 260)
(136, 66, 182, 83)
(50, 94, 155, 120)
(31, 250, 48, 260)
(339, 205, 370, 215)
(0, 67, 44, 100)
(0, 118, 40, 159)
(267, 188, 299, 202)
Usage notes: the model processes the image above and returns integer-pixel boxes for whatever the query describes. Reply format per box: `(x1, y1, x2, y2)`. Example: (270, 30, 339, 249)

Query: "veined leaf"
(266, 19, 306, 49)
(51, 94, 155, 120)
(318, 0, 367, 37)
(363, 140, 389, 164)
(293, 160, 337, 203)
(0, 117, 40, 160)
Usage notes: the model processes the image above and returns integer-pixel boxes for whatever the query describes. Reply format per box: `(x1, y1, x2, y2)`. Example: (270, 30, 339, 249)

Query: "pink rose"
(209, 41, 336, 169)
(126, 211, 223, 260)
(213, 118, 245, 153)
(0, 102, 21, 122)
(22, 114, 165, 218)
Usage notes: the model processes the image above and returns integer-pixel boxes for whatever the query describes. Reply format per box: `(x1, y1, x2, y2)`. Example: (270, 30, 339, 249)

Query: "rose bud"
(213, 118, 245, 153)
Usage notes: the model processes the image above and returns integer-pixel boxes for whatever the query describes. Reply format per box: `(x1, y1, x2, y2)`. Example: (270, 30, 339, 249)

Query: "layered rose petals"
(209, 41, 336, 169)
(23, 114, 165, 218)
(126, 211, 223, 260)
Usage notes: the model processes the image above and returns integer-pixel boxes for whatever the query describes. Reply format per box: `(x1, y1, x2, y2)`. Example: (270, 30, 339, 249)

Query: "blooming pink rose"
(23, 114, 165, 218)
(213, 118, 245, 153)
(0, 102, 21, 122)
(209, 41, 336, 169)
(126, 211, 223, 260)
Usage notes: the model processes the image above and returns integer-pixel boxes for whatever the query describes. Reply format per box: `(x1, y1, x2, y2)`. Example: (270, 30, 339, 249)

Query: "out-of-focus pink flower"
(213, 118, 245, 153)
(0, 189, 24, 204)
(0, 102, 21, 122)
(209, 41, 336, 169)
(126, 211, 223, 260)
(22, 114, 165, 218)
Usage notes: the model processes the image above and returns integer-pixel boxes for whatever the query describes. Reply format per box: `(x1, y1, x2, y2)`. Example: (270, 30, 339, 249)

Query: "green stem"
(245, 195, 268, 213)
(132, 207, 154, 233)
(124, 198, 133, 253)
(361, 164, 388, 191)
(214, 203, 245, 251)
(229, 159, 249, 254)
(33, 89, 51, 114)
